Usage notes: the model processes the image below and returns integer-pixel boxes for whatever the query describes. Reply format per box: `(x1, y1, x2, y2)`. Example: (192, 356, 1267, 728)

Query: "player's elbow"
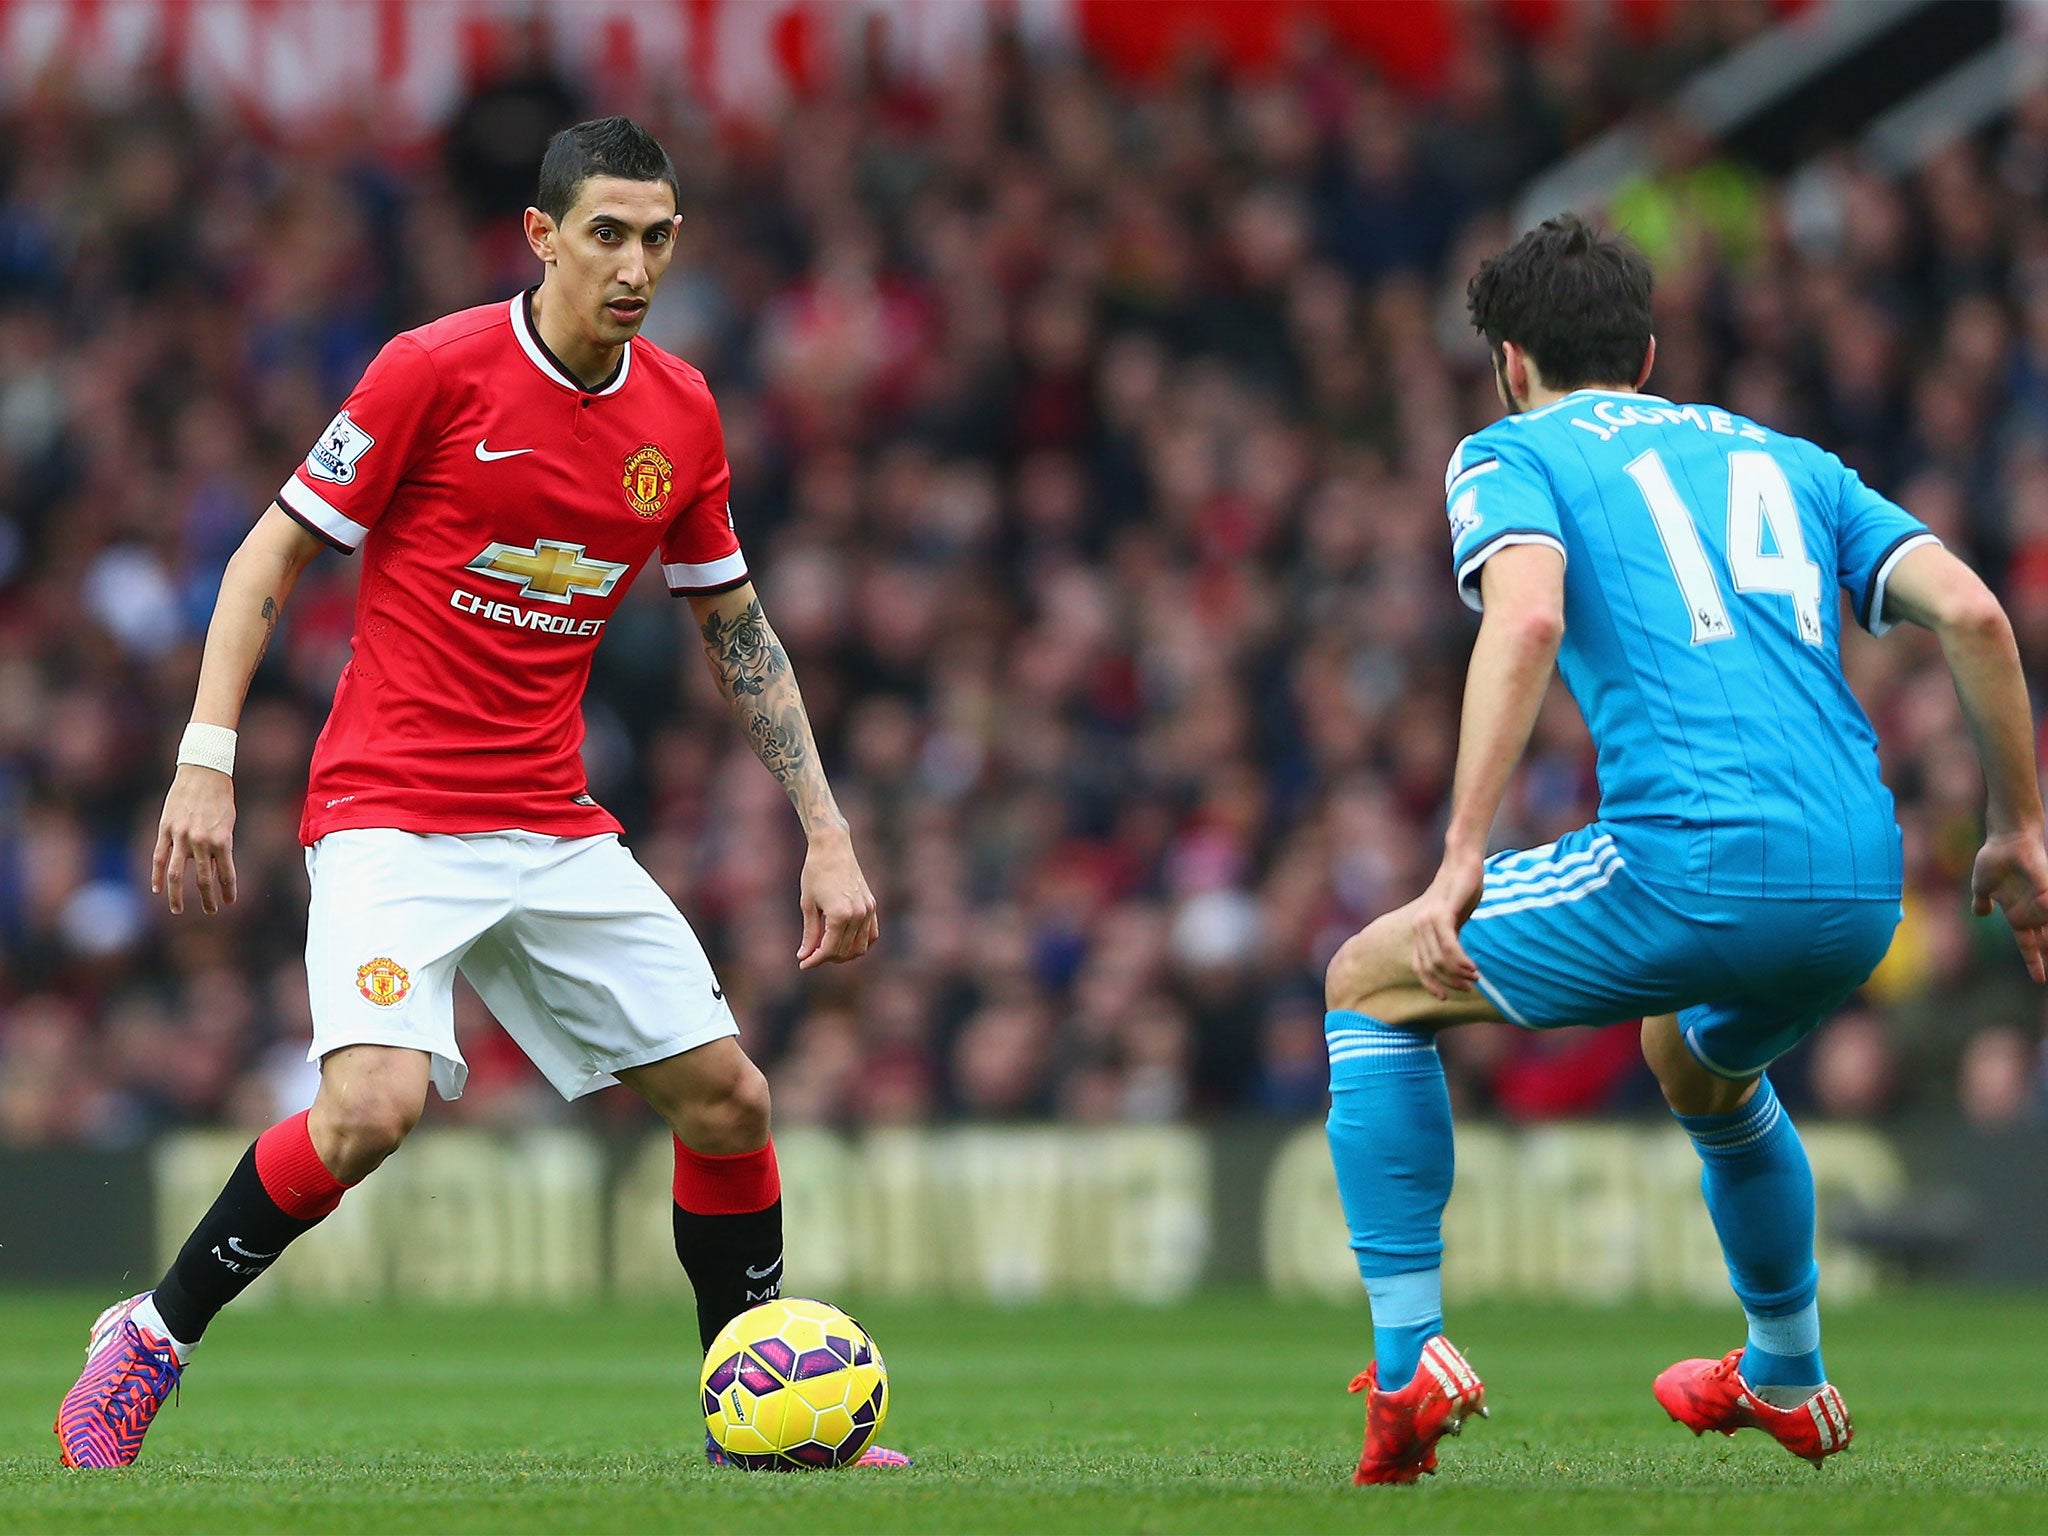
(219, 536, 277, 595)
(1524, 604, 1566, 649)
(1489, 599, 1564, 653)
(1898, 549, 2010, 643)
(1936, 584, 2010, 647)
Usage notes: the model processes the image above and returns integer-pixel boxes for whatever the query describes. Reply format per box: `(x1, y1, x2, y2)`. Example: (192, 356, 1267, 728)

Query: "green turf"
(2, 1291, 2045, 1534)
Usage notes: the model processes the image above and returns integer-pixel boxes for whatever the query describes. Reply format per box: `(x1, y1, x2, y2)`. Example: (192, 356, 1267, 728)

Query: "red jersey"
(277, 292, 747, 845)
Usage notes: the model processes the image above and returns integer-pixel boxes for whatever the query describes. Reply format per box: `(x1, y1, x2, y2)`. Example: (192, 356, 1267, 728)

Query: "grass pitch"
(1, 1291, 2044, 1534)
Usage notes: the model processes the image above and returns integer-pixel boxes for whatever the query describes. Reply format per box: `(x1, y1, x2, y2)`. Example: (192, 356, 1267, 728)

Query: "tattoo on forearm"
(700, 598, 821, 805)
(744, 715, 809, 784)
(254, 596, 278, 666)
(700, 599, 783, 698)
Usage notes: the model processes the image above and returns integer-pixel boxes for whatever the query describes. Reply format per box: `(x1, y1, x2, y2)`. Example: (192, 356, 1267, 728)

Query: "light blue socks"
(1674, 1076, 1825, 1399)
(1327, 1011, 1824, 1401)
(1325, 1010, 1453, 1387)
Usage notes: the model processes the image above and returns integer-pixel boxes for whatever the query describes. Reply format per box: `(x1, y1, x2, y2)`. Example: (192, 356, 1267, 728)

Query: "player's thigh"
(304, 829, 513, 1101)
(315, 1043, 433, 1111)
(1456, 828, 1707, 1031)
(461, 834, 738, 1101)
(1676, 897, 1901, 1080)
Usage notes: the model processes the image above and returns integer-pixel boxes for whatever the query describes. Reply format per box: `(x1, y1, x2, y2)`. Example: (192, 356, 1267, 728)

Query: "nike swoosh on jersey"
(474, 441, 535, 461)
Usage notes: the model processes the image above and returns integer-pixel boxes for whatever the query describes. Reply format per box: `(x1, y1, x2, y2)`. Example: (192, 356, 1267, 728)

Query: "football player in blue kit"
(1324, 215, 2048, 1484)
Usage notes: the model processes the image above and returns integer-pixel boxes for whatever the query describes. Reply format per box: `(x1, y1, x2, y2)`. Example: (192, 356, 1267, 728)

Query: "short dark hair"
(535, 117, 680, 223)
(1466, 214, 1653, 391)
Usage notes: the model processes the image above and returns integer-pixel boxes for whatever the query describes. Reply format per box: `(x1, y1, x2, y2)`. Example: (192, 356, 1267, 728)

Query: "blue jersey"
(1445, 388, 1937, 900)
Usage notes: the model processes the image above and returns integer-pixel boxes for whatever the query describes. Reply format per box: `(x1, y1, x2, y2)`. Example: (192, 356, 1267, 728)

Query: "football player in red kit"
(56, 117, 907, 1471)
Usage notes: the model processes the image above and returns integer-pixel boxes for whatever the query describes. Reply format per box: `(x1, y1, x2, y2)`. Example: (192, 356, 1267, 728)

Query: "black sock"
(673, 1199, 784, 1351)
(151, 1145, 327, 1344)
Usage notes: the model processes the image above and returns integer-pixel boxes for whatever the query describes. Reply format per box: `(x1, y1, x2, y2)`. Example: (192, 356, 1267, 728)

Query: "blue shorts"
(1457, 825, 1900, 1079)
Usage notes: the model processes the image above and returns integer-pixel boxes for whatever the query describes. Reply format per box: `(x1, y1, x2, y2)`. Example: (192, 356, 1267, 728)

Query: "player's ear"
(1637, 336, 1657, 390)
(523, 207, 557, 266)
(1496, 342, 1530, 412)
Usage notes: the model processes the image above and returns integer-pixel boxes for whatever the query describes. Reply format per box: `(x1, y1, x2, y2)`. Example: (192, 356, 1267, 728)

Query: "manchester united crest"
(356, 956, 411, 1008)
(622, 444, 674, 518)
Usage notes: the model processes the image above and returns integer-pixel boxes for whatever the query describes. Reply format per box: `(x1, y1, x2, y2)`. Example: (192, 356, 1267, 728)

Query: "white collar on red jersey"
(509, 290, 633, 397)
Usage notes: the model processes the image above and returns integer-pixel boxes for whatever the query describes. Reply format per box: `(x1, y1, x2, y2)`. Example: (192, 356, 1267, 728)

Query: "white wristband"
(177, 722, 237, 777)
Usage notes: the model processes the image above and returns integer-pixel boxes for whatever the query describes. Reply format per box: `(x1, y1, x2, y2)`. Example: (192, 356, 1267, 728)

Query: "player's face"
(535, 176, 681, 349)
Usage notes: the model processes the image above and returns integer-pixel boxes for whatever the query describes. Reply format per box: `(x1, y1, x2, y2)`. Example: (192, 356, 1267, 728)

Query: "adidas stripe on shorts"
(1456, 823, 1899, 1079)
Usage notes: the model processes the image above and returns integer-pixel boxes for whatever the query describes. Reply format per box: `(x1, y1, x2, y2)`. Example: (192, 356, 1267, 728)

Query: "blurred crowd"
(2, 8, 2046, 1148)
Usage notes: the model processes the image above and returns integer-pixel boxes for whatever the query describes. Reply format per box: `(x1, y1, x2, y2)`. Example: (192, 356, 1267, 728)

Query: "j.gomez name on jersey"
(449, 588, 606, 637)
(1567, 400, 1770, 444)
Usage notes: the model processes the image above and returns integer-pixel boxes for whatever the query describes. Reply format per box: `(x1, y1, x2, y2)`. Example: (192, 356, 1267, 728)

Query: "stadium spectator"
(0, 19, 2042, 1143)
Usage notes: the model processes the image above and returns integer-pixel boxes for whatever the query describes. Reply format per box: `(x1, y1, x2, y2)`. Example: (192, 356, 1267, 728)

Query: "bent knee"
(725, 1060, 772, 1144)
(1325, 922, 1402, 1016)
(1323, 931, 1368, 1012)
(683, 1058, 772, 1154)
(1657, 1070, 1756, 1118)
(1642, 1017, 1755, 1116)
(311, 1094, 421, 1180)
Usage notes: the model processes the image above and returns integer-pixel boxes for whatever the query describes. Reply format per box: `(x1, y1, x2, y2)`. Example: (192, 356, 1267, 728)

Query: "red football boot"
(1654, 1349, 1851, 1467)
(1349, 1336, 1488, 1486)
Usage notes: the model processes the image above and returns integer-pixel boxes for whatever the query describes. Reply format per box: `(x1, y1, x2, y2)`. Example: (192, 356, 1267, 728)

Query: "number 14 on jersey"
(1625, 448, 1825, 648)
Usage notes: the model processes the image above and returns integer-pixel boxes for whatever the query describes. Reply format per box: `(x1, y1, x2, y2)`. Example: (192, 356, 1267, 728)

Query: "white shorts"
(304, 829, 736, 1101)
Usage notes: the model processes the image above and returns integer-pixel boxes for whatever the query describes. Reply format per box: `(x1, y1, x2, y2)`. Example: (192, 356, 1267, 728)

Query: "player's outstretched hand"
(1971, 829, 2048, 983)
(797, 825, 879, 970)
(1408, 852, 1485, 1000)
(153, 764, 238, 916)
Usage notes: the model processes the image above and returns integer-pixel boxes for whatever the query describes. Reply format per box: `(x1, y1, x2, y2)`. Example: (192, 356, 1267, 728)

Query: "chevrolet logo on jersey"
(466, 540, 629, 605)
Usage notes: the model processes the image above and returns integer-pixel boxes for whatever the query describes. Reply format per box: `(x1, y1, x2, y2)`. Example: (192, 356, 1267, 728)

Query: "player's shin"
(1674, 1075, 1826, 1403)
(1324, 1011, 1453, 1386)
(149, 1110, 355, 1352)
(671, 1137, 784, 1351)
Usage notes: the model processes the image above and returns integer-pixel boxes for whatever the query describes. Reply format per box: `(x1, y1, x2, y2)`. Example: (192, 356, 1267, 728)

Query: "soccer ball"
(701, 1298, 889, 1470)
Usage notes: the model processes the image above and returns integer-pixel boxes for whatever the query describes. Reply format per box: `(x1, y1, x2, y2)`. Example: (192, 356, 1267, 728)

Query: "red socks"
(249, 1123, 773, 1223)
(672, 1136, 780, 1214)
(253, 1110, 353, 1220)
